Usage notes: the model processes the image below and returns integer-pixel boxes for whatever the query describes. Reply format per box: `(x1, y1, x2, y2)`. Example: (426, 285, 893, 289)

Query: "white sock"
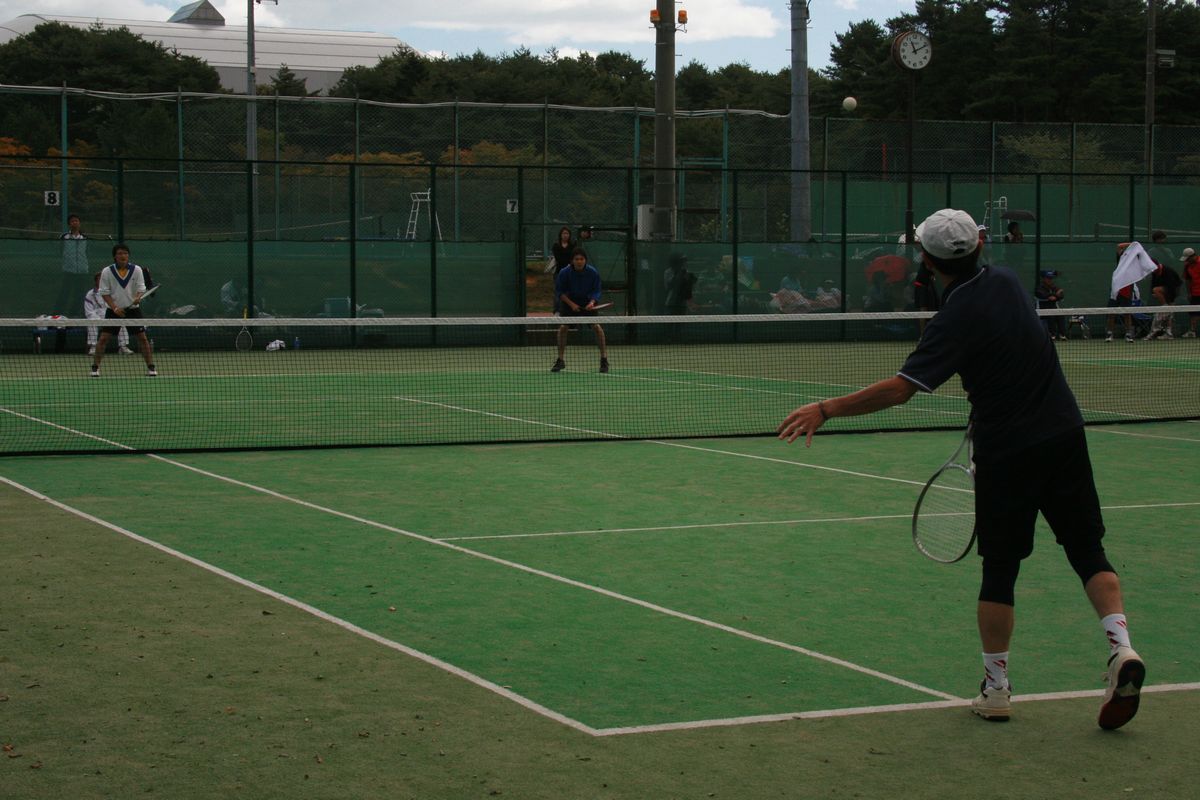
(1102, 613, 1132, 654)
(982, 651, 1010, 690)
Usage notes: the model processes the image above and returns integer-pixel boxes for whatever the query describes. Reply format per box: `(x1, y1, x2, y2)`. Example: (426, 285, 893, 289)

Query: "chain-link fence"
(6, 153, 1199, 322)
(4, 85, 1200, 321)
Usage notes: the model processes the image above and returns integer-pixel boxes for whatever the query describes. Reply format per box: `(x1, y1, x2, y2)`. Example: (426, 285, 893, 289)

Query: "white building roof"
(0, 10, 412, 93)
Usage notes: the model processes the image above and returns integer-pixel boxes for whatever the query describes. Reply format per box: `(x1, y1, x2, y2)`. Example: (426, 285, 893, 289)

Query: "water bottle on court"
(293, 336, 301, 350)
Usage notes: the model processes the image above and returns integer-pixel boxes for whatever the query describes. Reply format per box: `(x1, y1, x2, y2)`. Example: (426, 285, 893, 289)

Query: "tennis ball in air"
(842, 96, 857, 112)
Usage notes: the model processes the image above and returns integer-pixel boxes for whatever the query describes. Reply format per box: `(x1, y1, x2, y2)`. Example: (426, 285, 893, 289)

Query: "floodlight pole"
(652, 0, 677, 244)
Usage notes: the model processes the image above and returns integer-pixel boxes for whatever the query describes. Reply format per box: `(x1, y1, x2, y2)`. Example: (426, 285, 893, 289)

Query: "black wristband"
(817, 401, 828, 421)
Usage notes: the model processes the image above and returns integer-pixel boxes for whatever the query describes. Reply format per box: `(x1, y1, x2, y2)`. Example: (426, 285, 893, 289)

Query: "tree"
(267, 64, 313, 97)
(0, 22, 219, 92)
(0, 22, 221, 155)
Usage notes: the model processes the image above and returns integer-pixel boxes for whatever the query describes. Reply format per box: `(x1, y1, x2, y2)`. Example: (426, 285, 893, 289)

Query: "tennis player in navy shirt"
(777, 209, 1145, 730)
(551, 248, 609, 373)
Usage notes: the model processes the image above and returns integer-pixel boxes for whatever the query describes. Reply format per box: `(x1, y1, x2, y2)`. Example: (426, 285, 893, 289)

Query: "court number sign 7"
(44, 190, 62, 207)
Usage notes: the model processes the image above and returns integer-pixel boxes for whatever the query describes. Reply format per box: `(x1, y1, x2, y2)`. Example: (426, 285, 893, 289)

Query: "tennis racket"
(912, 423, 976, 563)
(235, 309, 253, 352)
(588, 302, 613, 311)
(126, 285, 158, 309)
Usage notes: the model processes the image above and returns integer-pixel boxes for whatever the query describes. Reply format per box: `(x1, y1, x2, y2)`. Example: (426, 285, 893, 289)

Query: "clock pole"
(906, 69, 916, 244)
(891, 31, 930, 244)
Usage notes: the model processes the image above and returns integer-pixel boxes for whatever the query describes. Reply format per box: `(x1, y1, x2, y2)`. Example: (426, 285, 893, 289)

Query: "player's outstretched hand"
(777, 403, 825, 447)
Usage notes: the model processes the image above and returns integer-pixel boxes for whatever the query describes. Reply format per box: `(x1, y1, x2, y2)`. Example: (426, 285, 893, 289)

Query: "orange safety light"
(650, 8, 661, 24)
(678, 10, 688, 24)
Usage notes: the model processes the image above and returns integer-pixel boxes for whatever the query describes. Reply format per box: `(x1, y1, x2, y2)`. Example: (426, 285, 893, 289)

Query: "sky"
(2, 1, 919, 73)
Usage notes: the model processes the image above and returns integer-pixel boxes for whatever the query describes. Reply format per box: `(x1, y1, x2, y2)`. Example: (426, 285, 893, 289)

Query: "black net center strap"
(3, 308, 1198, 455)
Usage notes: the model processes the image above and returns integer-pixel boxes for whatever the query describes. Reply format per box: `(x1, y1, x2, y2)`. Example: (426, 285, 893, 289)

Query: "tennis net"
(2, 308, 1198, 455)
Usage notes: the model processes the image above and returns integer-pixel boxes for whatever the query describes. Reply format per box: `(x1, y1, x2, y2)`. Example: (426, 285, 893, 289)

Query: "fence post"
(517, 165, 526, 316)
(243, 158, 253, 311)
(840, 171, 847, 313)
(1128, 174, 1136, 240)
(453, 100, 460, 242)
(1034, 172, 1042, 279)
(274, 93, 281, 240)
(176, 88, 186, 240)
(349, 162, 358, 319)
(731, 169, 739, 314)
(721, 108, 730, 242)
(245, 160, 255, 317)
(430, 163, 438, 317)
(60, 83, 68, 230)
(115, 158, 125, 243)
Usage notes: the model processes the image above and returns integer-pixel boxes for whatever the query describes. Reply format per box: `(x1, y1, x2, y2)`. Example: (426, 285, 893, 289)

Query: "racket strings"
(914, 464, 975, 562)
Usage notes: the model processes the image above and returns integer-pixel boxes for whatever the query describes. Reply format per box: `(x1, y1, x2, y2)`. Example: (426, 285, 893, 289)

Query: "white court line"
(652, 440, 939, 489)
(6, 405, 1197, 734)
(395, 397, 626, 438)
(389, 398, 951, 493)
(0, 408, 958, 720)
(592, 682, 1200, 737)
(439, 512, 920, 541)
(1090, 427, 1200, 444)
(441, 500, 1200, 542)
(0, 473, 598, 737)
(617, 370, 970, 419)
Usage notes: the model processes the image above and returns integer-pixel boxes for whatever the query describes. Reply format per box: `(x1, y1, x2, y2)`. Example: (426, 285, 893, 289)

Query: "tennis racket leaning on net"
(912, 422, 977, 563)
(235, 309, 253, 352)
(126, 284, 158, 309)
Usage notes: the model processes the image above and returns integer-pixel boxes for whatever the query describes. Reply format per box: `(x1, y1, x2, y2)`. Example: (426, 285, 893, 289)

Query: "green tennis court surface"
(4, 424, 1198, 797)
(3, 333, 1198, 453)
(3, 425, 1196, 732)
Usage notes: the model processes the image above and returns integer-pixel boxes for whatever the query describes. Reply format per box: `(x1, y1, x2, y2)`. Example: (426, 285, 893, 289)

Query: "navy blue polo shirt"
(897, 264, 1083, 462)
(555, 263, 602, 307)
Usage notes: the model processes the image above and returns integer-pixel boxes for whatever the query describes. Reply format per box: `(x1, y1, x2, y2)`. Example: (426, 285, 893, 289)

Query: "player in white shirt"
(92, 244, 157, 377)
(84, 272, 131, 356)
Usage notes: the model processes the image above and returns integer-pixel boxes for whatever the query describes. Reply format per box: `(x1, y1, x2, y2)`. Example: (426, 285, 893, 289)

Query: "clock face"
(895, 31, 932, 70)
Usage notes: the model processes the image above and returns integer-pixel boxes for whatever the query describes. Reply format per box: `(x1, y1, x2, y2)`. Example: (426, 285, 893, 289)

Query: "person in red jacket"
(1182, 247, 1200, 338)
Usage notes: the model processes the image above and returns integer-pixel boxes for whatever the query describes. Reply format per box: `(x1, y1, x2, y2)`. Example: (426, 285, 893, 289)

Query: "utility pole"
(790, 1, 811, 242)
(1144, 0, 1156, 234)
(652, 0, 678, 244)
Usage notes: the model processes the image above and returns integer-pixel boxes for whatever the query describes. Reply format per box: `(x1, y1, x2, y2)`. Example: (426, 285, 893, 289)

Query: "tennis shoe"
(1182, 331, 1196, 338)
(550, 358, 565, 373)
(90, 365, 100, 378)
(599, 357, 609, 373)
(87, 346, 96, 355)
(970, 680, 1011, 722)
(119, 345, 134, 354)
(1105, 332, 1114, 342)
(146, 366, 158, 377)
(1124, 333, 1134, 342)
(1098, 646, 1145, 731)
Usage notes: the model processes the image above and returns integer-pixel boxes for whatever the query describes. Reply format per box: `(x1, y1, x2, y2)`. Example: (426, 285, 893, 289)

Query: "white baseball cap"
(914, 209, 981, 260)
(1180, 247, 1195, 261)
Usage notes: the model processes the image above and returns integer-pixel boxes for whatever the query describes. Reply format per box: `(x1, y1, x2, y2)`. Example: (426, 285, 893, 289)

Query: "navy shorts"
(973, 427, 1106, 561)
(102, 306, 145, 335)
(1190, 296, 1200, 317)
